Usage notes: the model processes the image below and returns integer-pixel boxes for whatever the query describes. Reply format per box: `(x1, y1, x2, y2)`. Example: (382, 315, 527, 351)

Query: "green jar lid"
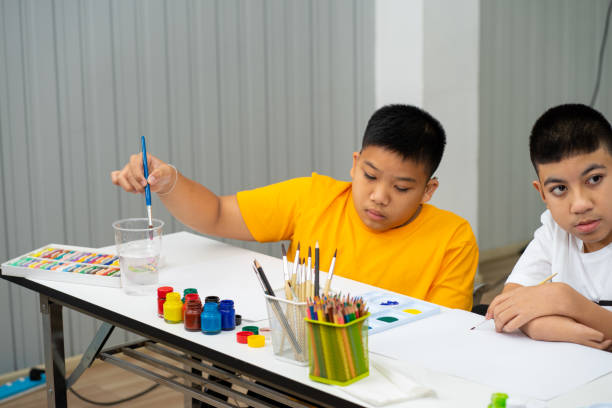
(182, 288, 198, 301)
(490, 393, 508, 407)
(242, 325, 259, 335)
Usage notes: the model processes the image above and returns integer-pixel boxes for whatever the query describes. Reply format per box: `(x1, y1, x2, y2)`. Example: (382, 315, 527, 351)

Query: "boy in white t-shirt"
(486, 104, 612, 351)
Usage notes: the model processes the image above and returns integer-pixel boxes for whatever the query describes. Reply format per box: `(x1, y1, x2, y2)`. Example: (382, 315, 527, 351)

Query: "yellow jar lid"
(166, 292, 181, 301)
(247, 334, 265, 348)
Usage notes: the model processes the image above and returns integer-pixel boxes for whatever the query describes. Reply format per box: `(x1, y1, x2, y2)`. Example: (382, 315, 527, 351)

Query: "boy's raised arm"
(111, 153, 254, 241)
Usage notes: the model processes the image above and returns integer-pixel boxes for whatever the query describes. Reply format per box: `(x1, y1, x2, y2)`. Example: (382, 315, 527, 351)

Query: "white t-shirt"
(507, 210, 612, 311)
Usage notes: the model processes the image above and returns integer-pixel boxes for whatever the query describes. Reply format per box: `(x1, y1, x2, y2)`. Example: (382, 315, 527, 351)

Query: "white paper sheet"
(369, 309, 612, 401)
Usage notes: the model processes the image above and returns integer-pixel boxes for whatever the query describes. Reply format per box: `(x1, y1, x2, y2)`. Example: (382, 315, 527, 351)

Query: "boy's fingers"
(110, 170, 120, 185)
(129, 153, 148, 187)
(486, 295, 504, 318)
(124, 165, 146, 193)
(115, 172, 137, 193)
(585, 338, 611, 350)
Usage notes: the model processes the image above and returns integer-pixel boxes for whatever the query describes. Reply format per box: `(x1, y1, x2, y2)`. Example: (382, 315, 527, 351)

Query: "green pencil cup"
(305, 313, 370, 386)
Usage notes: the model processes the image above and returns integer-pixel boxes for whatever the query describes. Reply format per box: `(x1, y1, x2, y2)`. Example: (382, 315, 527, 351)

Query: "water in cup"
(113, 218, 163, 295)
(120, 241, 159, 295)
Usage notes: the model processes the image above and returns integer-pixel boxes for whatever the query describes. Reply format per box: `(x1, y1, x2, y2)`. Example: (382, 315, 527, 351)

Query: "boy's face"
(350, 145, 438, 232)
(533, 147, 612, 252)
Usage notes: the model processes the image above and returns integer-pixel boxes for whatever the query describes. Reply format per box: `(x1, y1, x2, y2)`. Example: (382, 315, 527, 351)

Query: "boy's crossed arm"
(487, 283, 612, 351)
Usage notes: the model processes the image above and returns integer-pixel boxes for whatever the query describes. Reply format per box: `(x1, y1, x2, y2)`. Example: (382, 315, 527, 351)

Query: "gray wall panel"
(478, 0, 612, 251)
(0, 0, 374, 374)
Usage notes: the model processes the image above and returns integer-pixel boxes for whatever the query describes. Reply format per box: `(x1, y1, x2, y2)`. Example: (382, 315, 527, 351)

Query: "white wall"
(375, 0, 423, 107)
(423, 0, 480, 236)
(374, 0, 480, 235)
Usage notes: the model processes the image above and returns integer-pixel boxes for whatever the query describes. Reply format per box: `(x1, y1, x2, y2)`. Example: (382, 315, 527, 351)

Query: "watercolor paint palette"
(1, 244, 121, 287)
(358, 291, 440, 335)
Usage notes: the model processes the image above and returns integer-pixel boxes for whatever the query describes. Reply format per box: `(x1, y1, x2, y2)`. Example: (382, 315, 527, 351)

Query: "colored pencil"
(314, 241, 320, 297)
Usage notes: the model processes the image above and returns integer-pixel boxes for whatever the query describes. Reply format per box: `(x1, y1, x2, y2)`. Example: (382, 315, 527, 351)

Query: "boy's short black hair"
(361, 104, 446, 177)
(530, 104, 612, 170)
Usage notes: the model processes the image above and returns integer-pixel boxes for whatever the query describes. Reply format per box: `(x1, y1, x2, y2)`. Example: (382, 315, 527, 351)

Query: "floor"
(1, 351, 184, 408)
(1, 253, 520, 407)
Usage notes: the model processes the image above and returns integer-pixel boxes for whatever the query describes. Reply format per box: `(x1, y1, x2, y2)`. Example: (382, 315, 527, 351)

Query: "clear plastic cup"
(112, 218, 163, 295)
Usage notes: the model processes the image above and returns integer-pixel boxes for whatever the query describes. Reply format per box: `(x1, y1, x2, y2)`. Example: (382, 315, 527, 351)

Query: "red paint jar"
(157, 286, 174, 317)
(184, 298, 203, 332)
(183, 293, 200, 321)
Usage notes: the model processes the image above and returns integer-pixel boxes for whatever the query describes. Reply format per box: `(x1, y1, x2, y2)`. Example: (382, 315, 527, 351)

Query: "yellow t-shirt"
(236, 173, 478, 310)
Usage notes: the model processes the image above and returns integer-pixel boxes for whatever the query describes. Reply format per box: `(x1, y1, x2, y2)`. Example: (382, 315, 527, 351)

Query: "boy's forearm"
(158, 173, 253, 240)
(564, 288, 612, 339)
(158, 173, 220, 232)
(521, 315, 573, 342)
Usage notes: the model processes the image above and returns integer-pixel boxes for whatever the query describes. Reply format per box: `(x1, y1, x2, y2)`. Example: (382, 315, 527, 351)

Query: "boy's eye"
(587, 174, 603, 185)
(395, 186, 409, 192)
(364, 171, 376, 180)
(550, 185, 567, 196)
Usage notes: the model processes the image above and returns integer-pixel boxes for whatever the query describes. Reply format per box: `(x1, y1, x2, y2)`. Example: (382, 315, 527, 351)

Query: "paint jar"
(219, 299, 235, 331)
(112, 218, 163, 295)
(157, 286, 173, 317)
(305, 313, 370, 386)
(204, 295, 220, 304)
(163, 292, 183, 324)
(182, 288, 198, 302)
(184, 297, 203, 332)
(201, 302, 221, 335)
(183, 293, 200, 321)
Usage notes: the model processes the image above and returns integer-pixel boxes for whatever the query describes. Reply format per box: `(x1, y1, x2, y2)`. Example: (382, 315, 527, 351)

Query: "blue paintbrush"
(141, 136, 153, 234)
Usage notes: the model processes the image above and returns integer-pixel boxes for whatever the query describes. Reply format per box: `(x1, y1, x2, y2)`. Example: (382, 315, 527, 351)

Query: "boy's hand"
(486, 282, 571, 332)
(111, 153, 176, 195)
(522, 315, 612, 351)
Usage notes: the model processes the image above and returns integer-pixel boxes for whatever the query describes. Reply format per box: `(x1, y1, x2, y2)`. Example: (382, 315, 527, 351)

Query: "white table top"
(11, 231, 612, 408)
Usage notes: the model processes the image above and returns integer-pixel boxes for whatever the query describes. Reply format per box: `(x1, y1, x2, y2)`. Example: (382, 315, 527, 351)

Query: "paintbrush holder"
(263, 289, 309, 365)
(305, 313, 370, 386)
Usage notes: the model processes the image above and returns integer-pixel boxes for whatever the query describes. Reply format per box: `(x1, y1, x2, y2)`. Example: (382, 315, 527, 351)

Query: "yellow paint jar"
(164, 292, 183, 323)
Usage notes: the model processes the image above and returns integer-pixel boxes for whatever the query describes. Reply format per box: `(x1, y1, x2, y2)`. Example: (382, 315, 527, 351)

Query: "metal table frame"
(1, 273, 362, 408)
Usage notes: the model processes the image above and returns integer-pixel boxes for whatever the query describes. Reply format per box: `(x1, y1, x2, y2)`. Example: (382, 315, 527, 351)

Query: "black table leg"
(40, 294, 67, 408)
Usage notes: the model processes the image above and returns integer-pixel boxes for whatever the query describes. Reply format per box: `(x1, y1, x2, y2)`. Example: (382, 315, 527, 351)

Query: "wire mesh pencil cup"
(305, 313, 370, 386)
(263, 289, 309, 365)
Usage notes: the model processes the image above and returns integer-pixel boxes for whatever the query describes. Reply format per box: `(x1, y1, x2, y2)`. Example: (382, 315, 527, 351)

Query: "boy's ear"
(532, 180, 547, 203)
(350, 152, 360, 179)
(421, 177, 439, 203)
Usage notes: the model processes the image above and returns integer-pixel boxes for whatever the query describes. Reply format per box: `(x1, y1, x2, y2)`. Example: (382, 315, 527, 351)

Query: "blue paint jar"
(201, 302, 221, 335)
(219, 299, 235, 331)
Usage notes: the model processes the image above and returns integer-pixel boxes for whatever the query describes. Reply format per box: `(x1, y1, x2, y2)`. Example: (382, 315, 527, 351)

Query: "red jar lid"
(157, 286, 174, 298)
(185, 293, 200, 302)
(236, 331, 254, 344)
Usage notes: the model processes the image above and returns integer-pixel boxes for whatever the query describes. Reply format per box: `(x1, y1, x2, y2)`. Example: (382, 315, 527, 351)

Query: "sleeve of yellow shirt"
(426, 222, 479, 310)
(236, 176, 312, 243)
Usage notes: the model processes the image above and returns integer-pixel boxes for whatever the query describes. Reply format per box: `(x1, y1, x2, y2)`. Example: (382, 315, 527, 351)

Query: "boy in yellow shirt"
(111, 104, 478, 310)
(487, 104, 612, 350)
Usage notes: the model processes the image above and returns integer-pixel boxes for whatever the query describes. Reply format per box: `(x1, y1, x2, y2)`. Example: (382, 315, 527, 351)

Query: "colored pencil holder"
(263, 289, 309, 366)
(305, 313, 370, 386)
